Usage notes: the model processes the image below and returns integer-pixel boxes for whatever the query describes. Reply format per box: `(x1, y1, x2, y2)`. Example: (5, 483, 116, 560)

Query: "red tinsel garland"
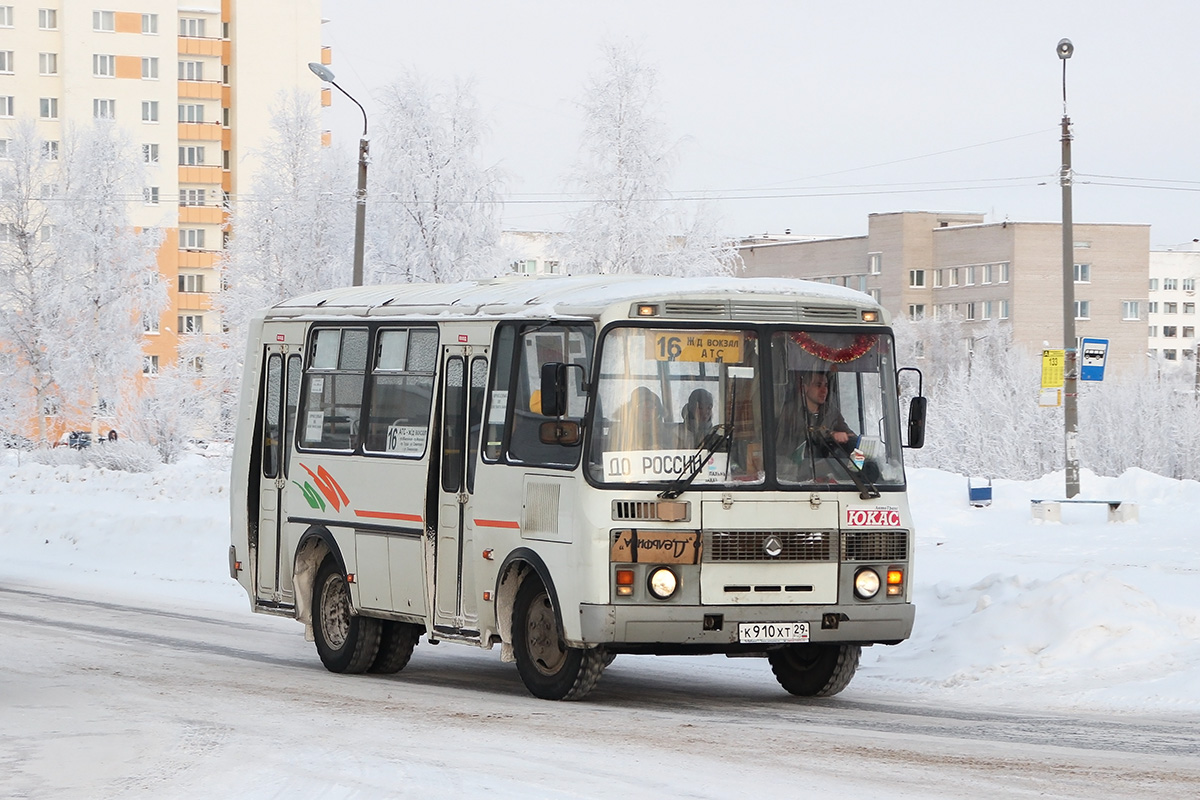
(790, 332, 878, 363)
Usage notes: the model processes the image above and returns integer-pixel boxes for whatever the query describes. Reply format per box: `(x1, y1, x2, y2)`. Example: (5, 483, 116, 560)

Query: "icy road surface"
(2, 583, 1196, 800)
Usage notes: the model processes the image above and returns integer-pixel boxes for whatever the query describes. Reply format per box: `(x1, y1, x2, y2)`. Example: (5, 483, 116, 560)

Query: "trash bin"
(968, 477, 992, 507)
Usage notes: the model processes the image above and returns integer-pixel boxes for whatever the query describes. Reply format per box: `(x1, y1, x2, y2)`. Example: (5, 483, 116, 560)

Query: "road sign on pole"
(1042, 349, 1065, 388)
(1080, 337, 1108, 381)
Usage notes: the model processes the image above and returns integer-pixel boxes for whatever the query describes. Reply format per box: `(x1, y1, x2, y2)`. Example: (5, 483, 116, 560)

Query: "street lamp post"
(1057, 38, 1080, 498)
(308, 62, 367, 287)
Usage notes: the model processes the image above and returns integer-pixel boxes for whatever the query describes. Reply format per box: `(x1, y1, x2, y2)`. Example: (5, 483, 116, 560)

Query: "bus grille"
(842, 530, 908, 561)
(708, 530, 833, 562)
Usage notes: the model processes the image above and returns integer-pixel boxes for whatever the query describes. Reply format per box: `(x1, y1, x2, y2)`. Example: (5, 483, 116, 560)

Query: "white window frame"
(982, 301, 992, 320)
(143, 355, 160, 375)
(1184, 302, 1195, 315)
(142, 101, 159, 123)
(142, 57, 158, 79)
(868, 252, 881, 275)
(1163, 278, 1178, 291)
(143, 186, 159, 205)
(1149, 278, 1159, 291)
(179, 60, 204, 81)
(142, 143, 159, 163)
(1074, 300, 1090, 320)
(933, 269, 943, 288)
(142, 13, 158, 34)
(0, 7, 11, 27)
(179, 146, 205, 166)
(1164, 302, 1178, 314)
(178, 273, 205, 293)
(999, 300, 1010, 320)
(93, 10, 115, 32)
(908, 304, 925, 321)
(93, 54, 116, 78)
(179, 188, 206, 206)
(998, 262, 1010, 284)
(178, 314, 204, 334)
(908, 269, 926, 289)
(178, 104, 205, 123)
(39, 52, 58, 76)
(39, 9, 57, 30)
(1074, 263, 1091, 283)
(179, 17, 206, 37)
(1122, 301, 1140, 321)
(1148, 301, 1159, 314)
(0, 50, 12, 74)
(94, 99, 116, 120)
(963, 266, 975, 286)
(39, 97, 58, 120)
(965, 302, 976, 321)
(181, 228, 206, 249)
(0, 139, 9, 160)
(1148, 326, 1158, 338)
(41, 140, 59, 160)
(1184, 279, 1196, 292)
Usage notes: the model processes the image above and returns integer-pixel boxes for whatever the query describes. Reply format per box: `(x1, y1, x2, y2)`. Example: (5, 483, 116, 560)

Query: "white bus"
(230, 275, 927, 701)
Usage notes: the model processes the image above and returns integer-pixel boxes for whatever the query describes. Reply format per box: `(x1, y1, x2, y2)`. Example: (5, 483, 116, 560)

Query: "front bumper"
(577, 601, 915, 649)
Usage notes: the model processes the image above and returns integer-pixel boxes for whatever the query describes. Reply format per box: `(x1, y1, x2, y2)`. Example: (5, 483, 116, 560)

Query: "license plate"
(738, 621, 809, 644)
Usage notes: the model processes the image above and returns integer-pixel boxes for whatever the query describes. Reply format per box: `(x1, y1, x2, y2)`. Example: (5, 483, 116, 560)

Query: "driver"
(777, 369, 856, 463)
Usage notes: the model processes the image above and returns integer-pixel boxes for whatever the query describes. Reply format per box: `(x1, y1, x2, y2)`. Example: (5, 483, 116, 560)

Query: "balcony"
(177, 250, 218, 269)
(178, 36, 222, 57)
(179, 80, 222, 100)
(177, 165, 223, 184)
(178, 122, 222, 142)
(176, 291, 214, 311)
(179, 205, 224, 225)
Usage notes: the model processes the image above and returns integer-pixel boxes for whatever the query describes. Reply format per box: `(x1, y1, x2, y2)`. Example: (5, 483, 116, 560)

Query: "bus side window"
(363, 328, 437, 456)
(299, 328, 369, 451)
(482, 325, 516, 462)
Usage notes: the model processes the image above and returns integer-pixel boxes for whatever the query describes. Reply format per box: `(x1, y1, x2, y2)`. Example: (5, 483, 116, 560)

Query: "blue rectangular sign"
(1080, 337, 1108, 381)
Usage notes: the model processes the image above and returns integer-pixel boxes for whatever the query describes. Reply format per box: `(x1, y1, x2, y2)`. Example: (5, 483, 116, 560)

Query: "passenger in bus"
(777, 370, 856, 464)
(678, 388, 715, 447)
(613, 387, 669, 450)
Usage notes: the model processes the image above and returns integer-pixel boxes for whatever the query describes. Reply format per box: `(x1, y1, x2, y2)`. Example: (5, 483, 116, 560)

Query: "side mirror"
(540, 362, 568, 417)
(897, 366, 926, 449)
(539, 420, 580, 446)
(906, 396, 927, 450)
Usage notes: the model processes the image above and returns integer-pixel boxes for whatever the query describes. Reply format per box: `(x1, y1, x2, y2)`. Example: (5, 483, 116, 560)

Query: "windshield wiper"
(816, 433, 880, 500)
(658, 423, 732, 500)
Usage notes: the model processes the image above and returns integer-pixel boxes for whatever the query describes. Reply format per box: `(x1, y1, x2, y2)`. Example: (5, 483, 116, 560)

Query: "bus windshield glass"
(586, 325, 905, 490)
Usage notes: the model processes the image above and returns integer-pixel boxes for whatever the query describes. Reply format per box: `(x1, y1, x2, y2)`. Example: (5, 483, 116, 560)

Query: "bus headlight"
(854, 568, 881, 599)
(647, 567, 678, 599)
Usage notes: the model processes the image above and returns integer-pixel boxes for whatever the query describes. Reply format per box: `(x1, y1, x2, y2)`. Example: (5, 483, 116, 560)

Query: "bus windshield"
(586, 325, 905, 490)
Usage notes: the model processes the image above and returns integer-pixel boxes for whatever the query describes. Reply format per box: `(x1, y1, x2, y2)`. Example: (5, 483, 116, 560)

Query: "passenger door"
(256, 346, 302, 605)
(433, 347, 489, 637)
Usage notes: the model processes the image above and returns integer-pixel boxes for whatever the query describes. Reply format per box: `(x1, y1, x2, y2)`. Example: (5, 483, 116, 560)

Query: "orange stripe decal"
(474, 519, 521, 529)
(355, 510, 424, 523)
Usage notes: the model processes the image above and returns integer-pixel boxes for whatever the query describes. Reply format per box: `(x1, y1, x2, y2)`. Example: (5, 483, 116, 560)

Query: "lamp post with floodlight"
(309, 62, 367, 287)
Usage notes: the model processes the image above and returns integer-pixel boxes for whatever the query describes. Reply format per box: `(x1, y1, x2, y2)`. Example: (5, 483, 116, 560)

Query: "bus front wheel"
(313, 556, 381, 674)
(768, 643, 860, 697)
(512, 576, 606, 701)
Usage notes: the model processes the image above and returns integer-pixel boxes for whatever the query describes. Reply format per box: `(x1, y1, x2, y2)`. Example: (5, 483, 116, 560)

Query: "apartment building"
(1148, 249, 1199, 368)
(739, 211, 1151, 375)
(0, 0, 322, 378)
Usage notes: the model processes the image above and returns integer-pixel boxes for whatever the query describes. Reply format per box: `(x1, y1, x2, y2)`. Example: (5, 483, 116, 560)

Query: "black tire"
(312, 556, 381, 674)
(768, 643, 860, 697)
(512, 576, 606, 701)
(369, 621, 421, 674)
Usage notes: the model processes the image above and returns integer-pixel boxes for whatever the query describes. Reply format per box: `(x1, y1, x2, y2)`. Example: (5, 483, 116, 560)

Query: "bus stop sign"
(1080, 337, 1108, 381)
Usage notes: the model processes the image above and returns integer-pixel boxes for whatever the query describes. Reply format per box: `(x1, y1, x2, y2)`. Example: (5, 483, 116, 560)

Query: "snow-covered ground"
(1, 448, 1197, 797)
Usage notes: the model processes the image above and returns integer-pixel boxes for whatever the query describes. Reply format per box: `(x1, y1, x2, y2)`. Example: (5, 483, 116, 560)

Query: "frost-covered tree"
(0, 120, 69, 442)
(893, 316, 1200, 481)
(209, 91, 353, 438)
(54, 121, 167, 437)
(564, 43, 736, 277)
(220, 91, 352, 331)
(367, 74, 502, 284)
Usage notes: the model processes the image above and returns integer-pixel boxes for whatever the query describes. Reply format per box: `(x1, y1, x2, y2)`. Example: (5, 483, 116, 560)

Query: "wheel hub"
(320, 574, 351, 649)
(525, 591, 566, 676)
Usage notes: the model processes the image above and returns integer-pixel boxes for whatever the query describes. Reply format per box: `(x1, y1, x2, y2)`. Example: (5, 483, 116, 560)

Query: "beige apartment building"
(739, 211, 1151, 375)
(0, 0, 322, 379)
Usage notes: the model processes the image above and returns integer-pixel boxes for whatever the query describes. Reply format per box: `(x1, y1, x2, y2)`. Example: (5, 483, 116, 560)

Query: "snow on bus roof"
(268, 275, 877, 320)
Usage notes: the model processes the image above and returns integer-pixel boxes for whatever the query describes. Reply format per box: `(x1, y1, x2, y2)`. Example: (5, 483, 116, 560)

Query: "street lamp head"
(1057, 38, 1074, 60)
(308, 62, 336, 82)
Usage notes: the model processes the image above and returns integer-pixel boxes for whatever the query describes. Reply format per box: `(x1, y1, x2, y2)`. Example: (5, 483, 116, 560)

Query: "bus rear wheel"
(313, 556, 381, 674)
(512, 576, 606, 701)
(369, 621, 421, 674)
(768, 643, 860, 697)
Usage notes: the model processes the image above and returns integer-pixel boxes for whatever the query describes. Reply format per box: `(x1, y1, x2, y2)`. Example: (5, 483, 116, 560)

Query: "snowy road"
(3, 583, 1196, 799)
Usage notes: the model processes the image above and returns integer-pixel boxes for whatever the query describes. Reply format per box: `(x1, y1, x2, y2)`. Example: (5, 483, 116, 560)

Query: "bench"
(1030, 499, 1139, 523)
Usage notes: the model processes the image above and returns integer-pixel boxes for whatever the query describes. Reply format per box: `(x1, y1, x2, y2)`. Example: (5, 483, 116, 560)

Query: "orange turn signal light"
(887, 570, 903, 585)
(616, 569, 635, 586)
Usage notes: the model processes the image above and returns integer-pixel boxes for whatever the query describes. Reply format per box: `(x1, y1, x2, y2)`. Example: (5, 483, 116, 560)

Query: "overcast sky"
(319, 0, 1199, 249)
